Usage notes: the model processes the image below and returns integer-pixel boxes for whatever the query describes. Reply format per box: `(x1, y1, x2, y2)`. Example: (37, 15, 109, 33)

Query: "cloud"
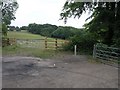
(11, 0, 90, 28)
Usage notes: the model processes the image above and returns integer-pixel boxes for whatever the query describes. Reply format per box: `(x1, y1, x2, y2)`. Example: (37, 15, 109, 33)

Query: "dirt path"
(2, 55, 118, 88)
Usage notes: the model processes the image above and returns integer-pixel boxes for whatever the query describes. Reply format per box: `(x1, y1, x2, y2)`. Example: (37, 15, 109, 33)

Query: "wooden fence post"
(7, 38, 9, 45)
(45, 37, 47, 48)
(55, 38, 57, 49)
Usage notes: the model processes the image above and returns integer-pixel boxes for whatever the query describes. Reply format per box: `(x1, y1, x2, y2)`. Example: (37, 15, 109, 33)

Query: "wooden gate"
(16, 38, 68, 49)
(44, 38, 67, 49)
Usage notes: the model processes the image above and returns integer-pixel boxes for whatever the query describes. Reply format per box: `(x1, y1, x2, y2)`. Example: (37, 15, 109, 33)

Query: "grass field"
(3, 31, 68, 58)
(7, 31, 65, 41)
(7, 31, 45, 39)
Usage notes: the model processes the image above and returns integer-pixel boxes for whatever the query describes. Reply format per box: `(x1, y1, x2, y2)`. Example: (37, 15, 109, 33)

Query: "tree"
(51, 26, 80, 39)
(16, 26, 20, 31)
(0, 0, 19, 37)
(60, 0, 120, 46)
(2, 23, 7, 37)
(20, 26, 28, 30)
(28, 23, 58, 37)
(28, 23, 81, 39)
(8, 26, 15, 31)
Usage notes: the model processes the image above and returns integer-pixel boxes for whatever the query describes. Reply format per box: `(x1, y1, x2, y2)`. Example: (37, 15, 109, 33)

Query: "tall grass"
(2, 45, 71, 59)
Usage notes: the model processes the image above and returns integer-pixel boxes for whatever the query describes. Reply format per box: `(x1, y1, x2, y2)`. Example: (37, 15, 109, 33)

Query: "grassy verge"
(2, 45, 72, 59)
(87, 55, 102, 64)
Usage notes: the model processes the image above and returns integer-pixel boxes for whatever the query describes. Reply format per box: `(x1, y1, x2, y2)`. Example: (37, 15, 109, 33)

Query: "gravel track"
(2, 55, 118, 88)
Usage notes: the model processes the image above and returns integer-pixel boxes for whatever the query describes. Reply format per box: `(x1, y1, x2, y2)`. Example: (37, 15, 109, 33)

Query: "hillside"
(7, 31, 45, 39)
(7, 31, 65, 42)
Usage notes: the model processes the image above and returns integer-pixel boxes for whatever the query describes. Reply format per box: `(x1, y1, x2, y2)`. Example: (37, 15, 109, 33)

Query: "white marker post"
(74, 45, 77, 56)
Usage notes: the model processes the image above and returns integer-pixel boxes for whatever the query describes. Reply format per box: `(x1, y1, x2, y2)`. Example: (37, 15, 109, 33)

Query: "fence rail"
(2, 38, 68, 49)
(2, 38, 16, 47)
(93, 44, 120, 67)
(45, 38, 68, 49)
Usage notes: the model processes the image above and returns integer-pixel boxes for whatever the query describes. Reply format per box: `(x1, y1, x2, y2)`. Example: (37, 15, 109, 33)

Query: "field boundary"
(13, 38, 67, 49)
(45, 37, 67, 49)
(93, 43, 120, 67)
(2, 38, 16, 47)
(2, 37, 68, 50)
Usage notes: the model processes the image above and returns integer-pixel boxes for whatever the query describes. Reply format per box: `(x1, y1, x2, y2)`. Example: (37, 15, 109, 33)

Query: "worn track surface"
(2, 55, 118, 88)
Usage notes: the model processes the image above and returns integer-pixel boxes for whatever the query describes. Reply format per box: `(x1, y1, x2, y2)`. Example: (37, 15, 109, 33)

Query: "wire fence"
(16, 39, 45, 48)
(16, 38, 67, 49)
(2, 38, 67, 49)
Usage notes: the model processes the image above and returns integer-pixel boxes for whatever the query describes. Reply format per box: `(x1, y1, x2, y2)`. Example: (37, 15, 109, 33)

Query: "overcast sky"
(11, 0, 91, 28)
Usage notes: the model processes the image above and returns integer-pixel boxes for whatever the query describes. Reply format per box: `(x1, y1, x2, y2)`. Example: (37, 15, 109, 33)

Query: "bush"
(51, 27, 75, 39)
(63, 32, 97, 54)
(112, 38, 120, 48)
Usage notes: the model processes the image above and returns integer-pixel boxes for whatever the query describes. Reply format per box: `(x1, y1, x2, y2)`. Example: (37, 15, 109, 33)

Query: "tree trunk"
(104, 26, 114, 46)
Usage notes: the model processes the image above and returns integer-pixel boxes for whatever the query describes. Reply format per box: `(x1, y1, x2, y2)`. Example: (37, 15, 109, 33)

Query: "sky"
(11, 0, 91, 28)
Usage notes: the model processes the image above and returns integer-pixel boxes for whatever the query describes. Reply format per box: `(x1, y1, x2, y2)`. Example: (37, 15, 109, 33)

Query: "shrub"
(112, 38, 120, 48)
(63, 32, 97, 54)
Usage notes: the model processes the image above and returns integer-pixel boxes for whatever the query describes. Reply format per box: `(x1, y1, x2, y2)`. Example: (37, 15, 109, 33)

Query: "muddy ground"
(2, 55, 118, 88)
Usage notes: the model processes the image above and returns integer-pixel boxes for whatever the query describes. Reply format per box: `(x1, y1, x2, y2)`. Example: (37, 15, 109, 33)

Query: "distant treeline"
(8, 26, 21, 32)
(28, 23, 83, 39)
(9, 23, 83, 39)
